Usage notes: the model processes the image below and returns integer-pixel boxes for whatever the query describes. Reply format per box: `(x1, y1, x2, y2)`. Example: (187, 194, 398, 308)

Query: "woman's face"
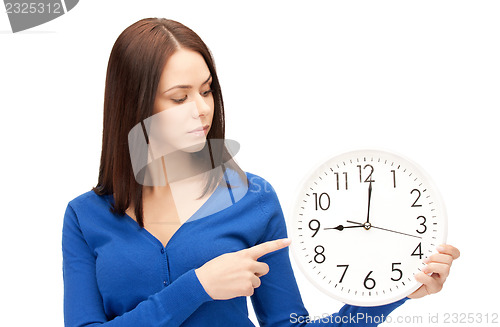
(148, 48, 214, 155)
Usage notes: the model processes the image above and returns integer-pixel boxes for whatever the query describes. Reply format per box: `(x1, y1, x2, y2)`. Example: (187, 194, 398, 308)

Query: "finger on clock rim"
(436, 244, 460, 259)
(414, 272, 443, 294)
(414, 271, 433, 286)
(422, 262, 450, 279)
(424, 253, 454, 266)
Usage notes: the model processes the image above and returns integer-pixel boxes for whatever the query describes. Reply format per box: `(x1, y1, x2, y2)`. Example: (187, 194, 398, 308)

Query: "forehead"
(160, 49, 210, 86)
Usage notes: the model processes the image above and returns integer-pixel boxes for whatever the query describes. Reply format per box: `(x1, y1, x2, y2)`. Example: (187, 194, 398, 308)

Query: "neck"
(144, 149, 211, 193)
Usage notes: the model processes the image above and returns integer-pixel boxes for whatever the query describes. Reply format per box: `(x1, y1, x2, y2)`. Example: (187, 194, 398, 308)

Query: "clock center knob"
(364, 222, 372, 230)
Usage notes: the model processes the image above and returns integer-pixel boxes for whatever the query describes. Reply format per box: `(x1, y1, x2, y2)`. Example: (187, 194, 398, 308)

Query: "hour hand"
(324, 224, 365, 231)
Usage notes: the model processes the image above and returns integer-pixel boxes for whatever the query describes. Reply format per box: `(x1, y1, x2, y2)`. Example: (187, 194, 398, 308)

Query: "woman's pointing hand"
(195, 238, 292, 300)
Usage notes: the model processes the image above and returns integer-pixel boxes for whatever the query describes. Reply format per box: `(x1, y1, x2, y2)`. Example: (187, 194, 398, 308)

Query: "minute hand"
(346, 220, 422, 239)
(366, 182, 373, 224)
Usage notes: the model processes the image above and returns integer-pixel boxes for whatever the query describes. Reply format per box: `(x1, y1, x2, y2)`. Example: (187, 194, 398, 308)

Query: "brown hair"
(92, 18, 245, 227)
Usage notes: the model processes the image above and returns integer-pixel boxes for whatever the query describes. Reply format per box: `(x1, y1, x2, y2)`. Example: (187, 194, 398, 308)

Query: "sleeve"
(249, 184, 409, 327)
(62, 203, 213, 327)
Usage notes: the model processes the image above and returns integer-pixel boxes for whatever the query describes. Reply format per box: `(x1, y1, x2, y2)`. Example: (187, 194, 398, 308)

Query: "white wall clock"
(289, 149, 448, 306)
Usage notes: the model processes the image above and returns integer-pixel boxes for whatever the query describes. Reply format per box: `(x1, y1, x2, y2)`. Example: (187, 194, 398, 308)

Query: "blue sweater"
(62, 170, 408, 326)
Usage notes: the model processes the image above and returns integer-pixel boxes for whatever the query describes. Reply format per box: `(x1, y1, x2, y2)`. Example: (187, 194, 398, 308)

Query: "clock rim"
(288, 148, 448, 307)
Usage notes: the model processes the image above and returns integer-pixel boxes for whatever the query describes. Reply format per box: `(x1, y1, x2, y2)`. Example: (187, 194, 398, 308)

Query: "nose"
(192, 93, 211, 118)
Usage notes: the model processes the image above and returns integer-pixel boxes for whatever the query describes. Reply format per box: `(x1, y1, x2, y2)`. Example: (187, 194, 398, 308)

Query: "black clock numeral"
(363, 271, 376, 289)
(391, 170, 396, 188)
(391, 262, 403, 281)
(411, 189, 422, 207)
(309, 219, 320, 237)
(337, 264, 349, 283)
(334, 172, 348, 190)
(411, 242, 423, 259)
(313, 192, 330, 210)
(416, 216, 427, 234)
(357, 164, 375, 183)
(314, 245, 325, 264)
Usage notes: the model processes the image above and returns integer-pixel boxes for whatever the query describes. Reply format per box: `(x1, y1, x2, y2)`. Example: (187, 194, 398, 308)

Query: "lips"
(188, 125, 209, 133)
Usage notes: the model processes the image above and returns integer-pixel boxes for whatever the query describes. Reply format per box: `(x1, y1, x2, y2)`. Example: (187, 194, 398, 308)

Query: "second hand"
(346, 220, 422, 239)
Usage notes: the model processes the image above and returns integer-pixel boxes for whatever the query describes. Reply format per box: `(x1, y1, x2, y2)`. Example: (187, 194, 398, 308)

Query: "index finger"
(243, 238, 292, 259)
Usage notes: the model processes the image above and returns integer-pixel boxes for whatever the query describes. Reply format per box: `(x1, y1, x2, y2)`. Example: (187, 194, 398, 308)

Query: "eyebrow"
(162, 74, 212, 94)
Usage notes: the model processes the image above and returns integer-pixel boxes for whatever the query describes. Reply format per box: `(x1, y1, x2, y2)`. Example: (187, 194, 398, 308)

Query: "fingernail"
(281, 238, 292, 246)
(436, 245, 446, 253)
(423, 257, 430, 264)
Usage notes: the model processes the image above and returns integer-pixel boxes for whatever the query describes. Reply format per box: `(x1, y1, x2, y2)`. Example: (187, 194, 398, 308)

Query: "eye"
(201, 89, 213, 97)
(171, 95, 188, 103)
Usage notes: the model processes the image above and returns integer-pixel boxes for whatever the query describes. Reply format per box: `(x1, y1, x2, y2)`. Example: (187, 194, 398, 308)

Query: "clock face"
(290, 149, 447, 306)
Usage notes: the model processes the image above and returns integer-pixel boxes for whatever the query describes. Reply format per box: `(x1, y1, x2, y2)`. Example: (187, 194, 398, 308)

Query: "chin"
(182, 139, 207, 153)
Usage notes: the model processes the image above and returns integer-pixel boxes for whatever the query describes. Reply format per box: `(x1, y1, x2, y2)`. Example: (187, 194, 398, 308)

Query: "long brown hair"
(92, 18, 245, 227)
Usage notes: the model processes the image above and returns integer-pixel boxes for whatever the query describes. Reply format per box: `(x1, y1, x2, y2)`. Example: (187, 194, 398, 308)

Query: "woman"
(62, 18, 460, 326)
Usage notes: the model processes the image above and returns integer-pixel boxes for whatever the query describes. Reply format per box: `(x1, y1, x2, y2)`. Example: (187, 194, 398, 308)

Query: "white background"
(1, 1, 498, 326)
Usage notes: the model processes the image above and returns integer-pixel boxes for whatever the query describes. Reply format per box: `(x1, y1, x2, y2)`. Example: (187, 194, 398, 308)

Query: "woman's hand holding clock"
(407, 244, 460, 299)
(195, 238, 291, 300)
